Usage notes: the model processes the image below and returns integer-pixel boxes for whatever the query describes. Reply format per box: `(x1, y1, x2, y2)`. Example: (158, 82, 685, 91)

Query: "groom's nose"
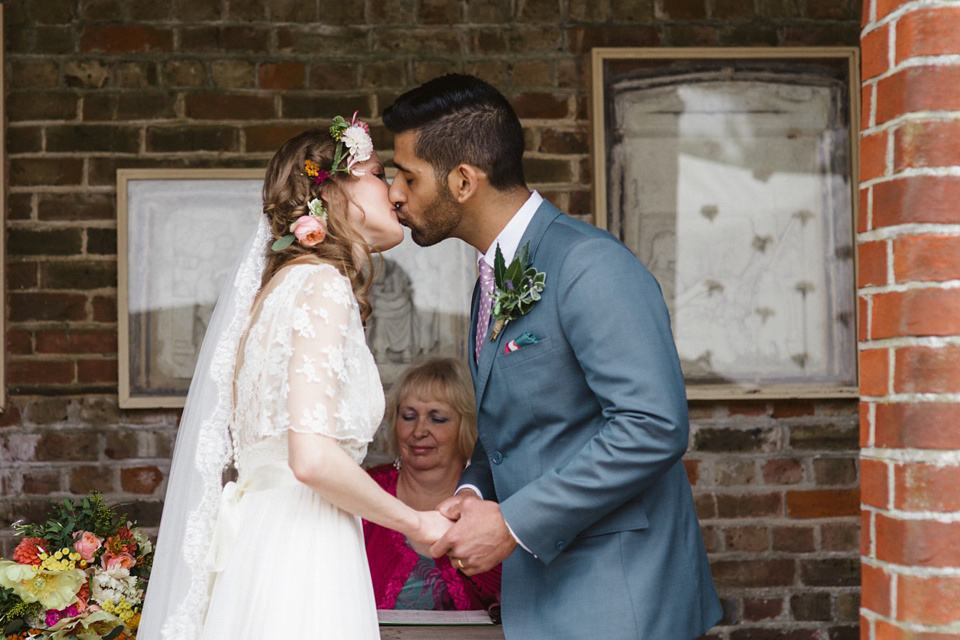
(388, 177, 405, 206)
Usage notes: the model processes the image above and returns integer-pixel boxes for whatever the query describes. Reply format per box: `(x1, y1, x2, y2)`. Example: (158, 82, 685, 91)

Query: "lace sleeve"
(283, 265, 369, 443)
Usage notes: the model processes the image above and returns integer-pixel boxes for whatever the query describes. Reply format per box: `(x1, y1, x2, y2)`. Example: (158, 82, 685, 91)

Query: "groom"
(383, 75, 722, 639)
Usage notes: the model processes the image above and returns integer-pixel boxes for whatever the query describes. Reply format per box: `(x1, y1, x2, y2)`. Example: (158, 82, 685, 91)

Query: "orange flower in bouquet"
(11, 539, 46, 567)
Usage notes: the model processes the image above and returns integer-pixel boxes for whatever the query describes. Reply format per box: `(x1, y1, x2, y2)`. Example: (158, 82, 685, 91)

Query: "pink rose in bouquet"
(73, 531, 102, 563)
(75, 579, 90, 613)
(101, 551, 136, 571)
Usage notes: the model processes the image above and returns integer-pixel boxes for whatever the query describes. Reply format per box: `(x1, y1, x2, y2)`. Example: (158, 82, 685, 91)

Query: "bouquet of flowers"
(0, 492, 153, 639)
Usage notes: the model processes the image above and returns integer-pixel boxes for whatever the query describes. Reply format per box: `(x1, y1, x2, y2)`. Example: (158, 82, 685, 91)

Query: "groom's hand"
(435, 487, 480, 521)
(429, 496, 517, 575)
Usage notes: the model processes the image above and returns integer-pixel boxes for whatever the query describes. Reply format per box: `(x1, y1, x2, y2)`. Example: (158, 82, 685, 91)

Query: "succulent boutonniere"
(489, 241, 546, 341)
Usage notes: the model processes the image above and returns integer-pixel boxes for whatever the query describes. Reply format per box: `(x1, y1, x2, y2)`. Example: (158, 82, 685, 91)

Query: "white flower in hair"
(343, 124, 373, 175)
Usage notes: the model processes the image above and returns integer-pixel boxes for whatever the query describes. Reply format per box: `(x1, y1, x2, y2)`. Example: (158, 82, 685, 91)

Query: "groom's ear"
(447, 163, 483, 204)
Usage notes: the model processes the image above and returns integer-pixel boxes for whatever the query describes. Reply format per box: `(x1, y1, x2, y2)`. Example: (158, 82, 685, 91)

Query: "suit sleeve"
(499, 237, 689, 565)
(458, 428, 497, 501)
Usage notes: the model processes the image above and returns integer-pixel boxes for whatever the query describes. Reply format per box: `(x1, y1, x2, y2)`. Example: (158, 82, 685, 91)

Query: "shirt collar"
(480, 190, 543, 268)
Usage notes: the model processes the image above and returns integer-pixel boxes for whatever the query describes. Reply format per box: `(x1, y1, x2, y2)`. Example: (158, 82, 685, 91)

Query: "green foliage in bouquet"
(0, 492, 154, 639)
(14, 493, 122, 553)
(1, 589, 43, 634)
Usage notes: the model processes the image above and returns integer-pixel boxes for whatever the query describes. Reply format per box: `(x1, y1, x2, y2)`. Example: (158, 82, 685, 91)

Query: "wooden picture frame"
(591, 47, 860, 400)
(117, 169, 265, 408)
(0, 4, 6, 411)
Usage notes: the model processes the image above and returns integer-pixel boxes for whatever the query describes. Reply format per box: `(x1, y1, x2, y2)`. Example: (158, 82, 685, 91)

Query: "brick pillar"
(859, 0, 960, 637)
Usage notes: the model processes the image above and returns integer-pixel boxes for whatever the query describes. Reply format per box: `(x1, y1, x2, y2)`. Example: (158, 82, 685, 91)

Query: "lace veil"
(138, 216, 270, 640)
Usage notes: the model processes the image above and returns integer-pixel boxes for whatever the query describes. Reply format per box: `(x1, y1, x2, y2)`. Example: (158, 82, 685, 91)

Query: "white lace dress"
(199, 263, 384, 639)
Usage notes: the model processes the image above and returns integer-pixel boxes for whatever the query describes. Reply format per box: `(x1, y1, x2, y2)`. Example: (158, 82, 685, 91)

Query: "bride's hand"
(409, 510, 453, 548)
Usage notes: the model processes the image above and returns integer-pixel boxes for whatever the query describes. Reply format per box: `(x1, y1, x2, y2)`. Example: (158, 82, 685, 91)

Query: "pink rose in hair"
(101, 551, 136, 571)
(291, 215, 327, 247)
(72, 531, 102, 563)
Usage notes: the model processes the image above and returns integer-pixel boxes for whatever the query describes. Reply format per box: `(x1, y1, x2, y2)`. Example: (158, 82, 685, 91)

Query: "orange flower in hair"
(304, 160, 330, 184)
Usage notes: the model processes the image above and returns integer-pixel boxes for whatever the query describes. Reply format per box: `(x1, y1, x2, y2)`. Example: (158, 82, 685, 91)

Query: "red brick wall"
(690, 400, 861, 640)
(3, 2, 862, 638)
(859, 0, 960, 637)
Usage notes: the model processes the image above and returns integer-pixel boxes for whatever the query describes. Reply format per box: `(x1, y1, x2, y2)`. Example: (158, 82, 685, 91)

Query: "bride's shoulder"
(273, 260, 347, 287)
(273, 260, 353, 304)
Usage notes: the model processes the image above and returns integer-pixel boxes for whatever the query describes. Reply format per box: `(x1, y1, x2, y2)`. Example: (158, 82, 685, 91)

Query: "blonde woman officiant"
(363, 357, 502, 614)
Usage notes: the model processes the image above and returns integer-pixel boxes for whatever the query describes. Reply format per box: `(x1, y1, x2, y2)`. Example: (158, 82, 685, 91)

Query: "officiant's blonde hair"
(386, 357, 477, 462)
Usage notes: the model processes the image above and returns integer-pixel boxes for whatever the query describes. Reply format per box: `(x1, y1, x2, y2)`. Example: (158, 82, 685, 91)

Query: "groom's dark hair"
(383, 74, 526, 191)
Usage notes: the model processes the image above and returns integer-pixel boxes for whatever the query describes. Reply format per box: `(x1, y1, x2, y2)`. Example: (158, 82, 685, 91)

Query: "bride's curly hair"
(260, 128, 373, 322)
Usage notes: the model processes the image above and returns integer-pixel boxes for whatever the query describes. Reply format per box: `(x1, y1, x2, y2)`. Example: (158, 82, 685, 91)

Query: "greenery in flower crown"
(329, 115, 350, 171)
(14, 492, 123, 553)
(328, 111, 373, 177)
(271, 112, 372, 253)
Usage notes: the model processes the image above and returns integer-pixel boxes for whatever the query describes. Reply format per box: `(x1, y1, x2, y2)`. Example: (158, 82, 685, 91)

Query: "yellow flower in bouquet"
(0, 560, 85, 610)
(102, 597, 136, 623)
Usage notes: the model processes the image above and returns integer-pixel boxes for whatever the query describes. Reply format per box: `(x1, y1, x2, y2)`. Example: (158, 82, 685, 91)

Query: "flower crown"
(271, 111, 374, 252)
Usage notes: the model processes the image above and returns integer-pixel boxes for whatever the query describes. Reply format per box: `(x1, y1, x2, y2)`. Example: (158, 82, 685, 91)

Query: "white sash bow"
(206, 462, 300, 572)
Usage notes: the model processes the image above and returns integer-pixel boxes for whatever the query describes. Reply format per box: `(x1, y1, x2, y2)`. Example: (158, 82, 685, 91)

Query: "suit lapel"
(468, 278, 481, 380)
(473, 200, 563, 406)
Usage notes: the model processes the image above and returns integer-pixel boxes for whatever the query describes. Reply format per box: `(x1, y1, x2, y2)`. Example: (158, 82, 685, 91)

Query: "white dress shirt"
(480, 190, 543, 269)
(459, 190, 543, 557)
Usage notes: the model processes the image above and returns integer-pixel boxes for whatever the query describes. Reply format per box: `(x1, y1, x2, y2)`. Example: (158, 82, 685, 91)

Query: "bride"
(138, 114, 453, 639)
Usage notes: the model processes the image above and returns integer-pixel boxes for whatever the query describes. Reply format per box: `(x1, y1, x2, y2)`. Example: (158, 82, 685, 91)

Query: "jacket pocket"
(578, 497, 649, 538)
(497, 336, 554, 369)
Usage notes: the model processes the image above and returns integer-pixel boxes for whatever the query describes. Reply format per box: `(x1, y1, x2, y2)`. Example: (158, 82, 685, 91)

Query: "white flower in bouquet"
(91, 566, 143, 606)
(129, 524, 153, 555)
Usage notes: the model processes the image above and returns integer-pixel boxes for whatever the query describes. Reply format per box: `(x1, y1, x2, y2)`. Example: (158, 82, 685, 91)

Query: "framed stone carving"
(117, 169, 264, 408)
(591, 47, 860, 399)
(117, 168, 475, 409)
(366, 234, 476, 390)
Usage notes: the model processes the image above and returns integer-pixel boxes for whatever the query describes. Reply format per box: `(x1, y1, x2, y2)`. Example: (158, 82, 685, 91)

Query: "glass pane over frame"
(120, 171, 264, 407)
(593, 49, 859, 398)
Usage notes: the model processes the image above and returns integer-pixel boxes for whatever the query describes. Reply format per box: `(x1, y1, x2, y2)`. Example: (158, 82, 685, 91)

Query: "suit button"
(491, 451, 503, 464)
(555, 540, 565, 551)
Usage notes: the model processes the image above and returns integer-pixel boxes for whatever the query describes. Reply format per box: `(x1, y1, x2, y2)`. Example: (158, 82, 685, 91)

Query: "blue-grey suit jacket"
(460, 201, 722, 639)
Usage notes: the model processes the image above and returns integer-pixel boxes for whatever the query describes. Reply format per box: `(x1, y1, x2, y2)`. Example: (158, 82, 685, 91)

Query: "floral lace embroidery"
(233, 263, 384, 462)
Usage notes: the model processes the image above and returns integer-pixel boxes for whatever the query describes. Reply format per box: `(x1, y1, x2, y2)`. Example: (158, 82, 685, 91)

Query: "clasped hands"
(415, 490, 517, 575)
